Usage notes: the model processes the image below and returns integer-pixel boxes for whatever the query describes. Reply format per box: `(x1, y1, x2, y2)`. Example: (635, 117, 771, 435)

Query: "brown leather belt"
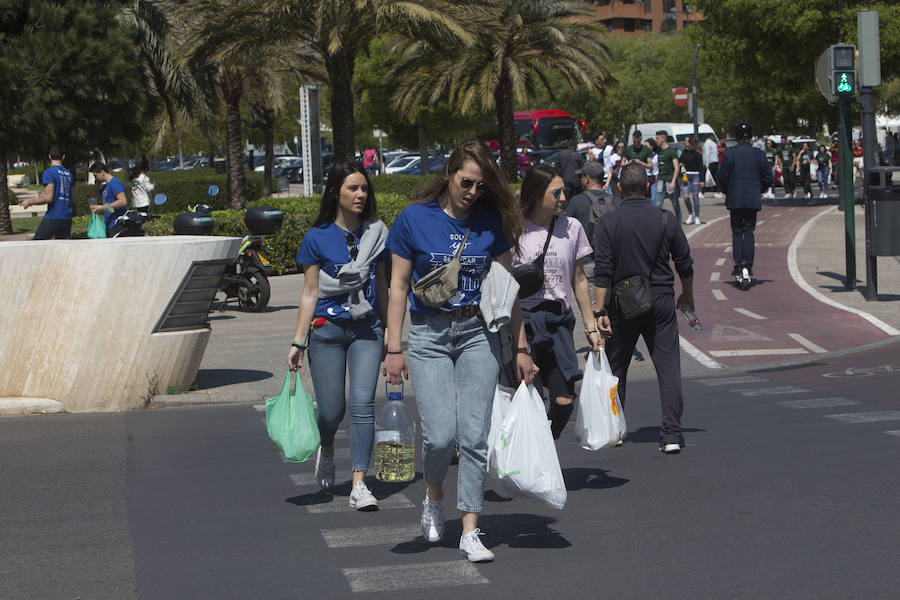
(446, 304, 481, 319)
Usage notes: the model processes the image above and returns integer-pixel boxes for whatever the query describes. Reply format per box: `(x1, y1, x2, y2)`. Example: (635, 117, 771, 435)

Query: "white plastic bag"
(575, 349, 627, 450)
(487, 384, 514, 473)
(494, 382, 567, 510)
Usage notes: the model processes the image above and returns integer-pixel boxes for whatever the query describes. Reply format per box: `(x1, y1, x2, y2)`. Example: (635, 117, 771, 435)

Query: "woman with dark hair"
(383, 139, 536, 562)
(288, 162, 389, 511)
(513, 165, 602, 438)
(680, 136, 703, 224)
(129, 162, 155, 211)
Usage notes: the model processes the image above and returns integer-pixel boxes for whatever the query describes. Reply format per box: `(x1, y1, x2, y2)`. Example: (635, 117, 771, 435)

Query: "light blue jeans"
(684, 172, 701, 220)
(407, 313, 500, 513)
(308, 315, 383, 472)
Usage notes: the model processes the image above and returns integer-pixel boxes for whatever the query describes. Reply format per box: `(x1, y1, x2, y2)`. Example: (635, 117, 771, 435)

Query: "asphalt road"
(3, 338, 899, 599)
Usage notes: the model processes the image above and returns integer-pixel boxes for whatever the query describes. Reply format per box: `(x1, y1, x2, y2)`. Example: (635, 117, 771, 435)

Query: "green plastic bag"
(87, 212, 106, 239)
(265, 371, 320, 462)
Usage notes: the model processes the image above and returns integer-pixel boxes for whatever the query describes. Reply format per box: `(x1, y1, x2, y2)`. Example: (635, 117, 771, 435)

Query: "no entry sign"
(673, 87, 689, 106)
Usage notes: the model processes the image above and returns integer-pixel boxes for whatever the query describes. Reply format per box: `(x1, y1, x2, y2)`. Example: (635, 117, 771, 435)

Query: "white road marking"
(696, 376, 767, 386)
(252, 404, 266, 412)
(736, 386, 810, 396)
(788, 206, 900, 335)
(787, 333, 827, 354)
(710, 348, 808, 357)
(778, 397, 859, 409)
(289, 473, 331, 487)
(757, 220, 765, 225)
(679, 336, 723, 369)
(685, 215, 728, 240)
(710, 272, 721, 282)
(712, 289, 728, 301)
(321, 524, 422, 548)
(343, 561, 489, 593)
(724, 246, 732, 254)
(824, 411, 900, 424)
(709, 325, 772, 342)
(884, 430, 900, 438)
(306, 493, 414, 514)
(771, 213, 781, 218)
(715, 258, 726, 266)
(734, 308, 767, 320)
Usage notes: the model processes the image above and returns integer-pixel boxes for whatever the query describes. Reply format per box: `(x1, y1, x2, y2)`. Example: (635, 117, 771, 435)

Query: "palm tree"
(254, 0, 472, 163)
(391, 0, 614, 182)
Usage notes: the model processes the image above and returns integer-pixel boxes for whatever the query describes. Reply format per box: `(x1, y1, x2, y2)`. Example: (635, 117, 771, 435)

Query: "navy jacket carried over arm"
(717, 143, 772, 210)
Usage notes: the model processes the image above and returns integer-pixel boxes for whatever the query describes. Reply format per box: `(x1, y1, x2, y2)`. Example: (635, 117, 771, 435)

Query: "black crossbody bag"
(512, 216, 557, 298)
(612, 211, 667, 320)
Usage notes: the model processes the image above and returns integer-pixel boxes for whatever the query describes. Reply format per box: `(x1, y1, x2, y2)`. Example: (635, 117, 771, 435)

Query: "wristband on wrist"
(585, 329, 598, 334)
(291, 341, 308, 351)
(105, 203, 115, 213)
(516, 347, 530, 354)
(593, 309, 607, 318)
(385, 350, 403, 355)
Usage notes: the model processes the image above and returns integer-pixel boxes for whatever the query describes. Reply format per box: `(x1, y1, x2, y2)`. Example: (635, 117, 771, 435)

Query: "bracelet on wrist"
(291, 341, 308, 351)
(385, 350, 403, 355)
(585, 330, 598, 334)
(593, 309, 607, 318)
(516, 347, 530, 354)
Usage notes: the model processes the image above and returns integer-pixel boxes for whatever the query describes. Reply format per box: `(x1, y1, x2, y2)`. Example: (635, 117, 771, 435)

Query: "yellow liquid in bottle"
(373, 440, 415, 482)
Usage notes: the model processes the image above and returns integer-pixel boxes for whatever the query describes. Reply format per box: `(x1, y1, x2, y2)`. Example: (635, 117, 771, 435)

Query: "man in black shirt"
(593, 162, 695, 454)
(558, 143, 584, 200)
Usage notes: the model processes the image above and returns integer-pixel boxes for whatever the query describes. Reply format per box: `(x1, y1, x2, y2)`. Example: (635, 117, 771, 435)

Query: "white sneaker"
(421, 496, 445, 543)
(349, 481, 378, 511)
(806, 192, 812, 199)
(315, 448, 335, 490)
(459, 529, 494, 562)
(660, 442, 681, 454)
(684, 216, 694, 225)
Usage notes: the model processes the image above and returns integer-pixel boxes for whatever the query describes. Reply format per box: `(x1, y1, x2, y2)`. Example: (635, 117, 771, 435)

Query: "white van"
(629, 123, 719, 143)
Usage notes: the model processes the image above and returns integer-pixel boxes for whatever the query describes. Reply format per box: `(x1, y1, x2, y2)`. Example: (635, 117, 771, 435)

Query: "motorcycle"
(110, 193, 168, 237)
(176, 185, 283, 312)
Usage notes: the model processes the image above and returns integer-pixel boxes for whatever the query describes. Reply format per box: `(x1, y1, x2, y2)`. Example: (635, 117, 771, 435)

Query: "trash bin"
(865, 167, 900, 256)
(213, 156, 226, 175)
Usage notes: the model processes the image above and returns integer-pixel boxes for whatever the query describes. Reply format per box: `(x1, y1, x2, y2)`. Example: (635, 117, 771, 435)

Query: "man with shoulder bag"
(592, 163, 695, 454)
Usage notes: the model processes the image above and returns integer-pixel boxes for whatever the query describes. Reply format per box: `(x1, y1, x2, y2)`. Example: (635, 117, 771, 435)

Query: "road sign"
(673, 87, 689, 106)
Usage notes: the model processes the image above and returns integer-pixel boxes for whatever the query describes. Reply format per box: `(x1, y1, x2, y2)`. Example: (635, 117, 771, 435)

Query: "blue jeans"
(817, 166, 829, 194)
(307, 315, 383, 472)
(649, 177, 661, 208)
(407, 313, 500, 513)
(657, 179, 681, 222)
(683, 173, 701, 219)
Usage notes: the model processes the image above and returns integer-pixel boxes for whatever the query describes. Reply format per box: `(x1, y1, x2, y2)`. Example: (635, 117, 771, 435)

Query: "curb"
(0, 397, 66, 416)
(149, 391, 269, 408)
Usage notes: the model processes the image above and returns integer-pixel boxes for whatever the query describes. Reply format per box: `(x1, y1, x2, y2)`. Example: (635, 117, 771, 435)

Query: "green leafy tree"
(391, 0, 613, 181)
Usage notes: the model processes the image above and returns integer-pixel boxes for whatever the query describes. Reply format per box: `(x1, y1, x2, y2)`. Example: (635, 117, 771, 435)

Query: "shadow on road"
(389, 513, 571, 554)
(194, 368, 272, 388)
(625, 425, 705, 444)
(562, 467, 629, 491)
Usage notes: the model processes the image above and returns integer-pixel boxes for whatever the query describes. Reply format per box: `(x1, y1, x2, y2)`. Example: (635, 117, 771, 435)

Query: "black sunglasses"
(459, 177, 486, 192)
(551, 187, 568, 201)
(344, 232, 359, 260)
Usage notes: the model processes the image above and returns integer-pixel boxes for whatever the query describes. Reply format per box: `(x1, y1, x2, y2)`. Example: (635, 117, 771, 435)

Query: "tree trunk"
(0, 155, 11, 235)
(417, 119, 430, 175)
(495, 69, 518, 183)
(263, 108, 275, 196)
(121, 140, 130, 180)
(328, 52, 357, 164)
(222, 74, 247, 210)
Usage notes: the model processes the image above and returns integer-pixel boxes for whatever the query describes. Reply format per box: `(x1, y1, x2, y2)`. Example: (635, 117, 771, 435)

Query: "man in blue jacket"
(717, 121, 773, 290)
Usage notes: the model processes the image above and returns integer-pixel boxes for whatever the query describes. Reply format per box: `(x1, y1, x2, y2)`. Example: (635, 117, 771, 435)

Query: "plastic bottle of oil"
(373, 382, 416, 482)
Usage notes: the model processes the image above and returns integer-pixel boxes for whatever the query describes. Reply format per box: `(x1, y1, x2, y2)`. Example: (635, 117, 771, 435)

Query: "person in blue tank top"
(88, 162, 128, 236)
(383, 139, 537, 563)
(288, 162, 389, 511)
(21, 145, 74, 240)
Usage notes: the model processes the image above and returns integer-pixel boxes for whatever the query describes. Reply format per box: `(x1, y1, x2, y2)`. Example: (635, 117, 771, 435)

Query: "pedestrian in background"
(383, 139, 535, 563)
(815, 144, 831, 199)
(558, 141, 584, 200)
(567, 162, 610, 245)
(655, 131, 681, 223)
(289, 161, 389, 511)
(716, 121, 773, 290)
(702, 134, 719, 196)
(798, 142, 813, 199)
(513, 165, 602, 439)
(646, 138, 660, 208)
(593, 162, 695, 454)
(22, 144, 74, 240)
(777, 136, 796, 199)
(603, 141, 624, 203)
(88, 162, 127, 236)
(129, 162, 155, 211)
(763, 139, 778, 199)
(680, 136, 703, 224)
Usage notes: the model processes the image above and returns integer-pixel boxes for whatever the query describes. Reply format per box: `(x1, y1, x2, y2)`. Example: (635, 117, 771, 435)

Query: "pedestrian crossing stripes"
(306, 493, 415, 514)
(710, 348, 808, 357)
(777, 397, 859, 409)
(342, 560, 489, 593)
(824, 411, 900, 424)
(884, 431, 900, 438)
(736, 386, 810, 397)
(252, 404, 265, 412)
(321, 524, 421, 548)
(710, 272, 721, 282)
(696, 376, 767, 386)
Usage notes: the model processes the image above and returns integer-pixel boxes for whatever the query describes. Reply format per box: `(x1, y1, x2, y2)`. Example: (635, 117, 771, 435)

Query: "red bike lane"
(678, 205, 894, 369)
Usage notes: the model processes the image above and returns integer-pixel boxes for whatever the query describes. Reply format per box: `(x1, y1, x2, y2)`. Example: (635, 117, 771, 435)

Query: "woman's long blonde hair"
(416, 139, 523, 252)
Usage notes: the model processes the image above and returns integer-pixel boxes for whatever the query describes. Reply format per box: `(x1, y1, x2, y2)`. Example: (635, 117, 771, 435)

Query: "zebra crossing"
(253, 404, 491, 594)
(694, 376, 900, 438)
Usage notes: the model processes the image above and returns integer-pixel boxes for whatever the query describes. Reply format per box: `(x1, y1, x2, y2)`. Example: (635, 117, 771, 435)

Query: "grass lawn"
(11, 216, 43, 234)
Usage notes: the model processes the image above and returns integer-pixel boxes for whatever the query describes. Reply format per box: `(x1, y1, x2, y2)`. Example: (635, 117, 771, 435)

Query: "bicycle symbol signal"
(836, 73, 852, 93)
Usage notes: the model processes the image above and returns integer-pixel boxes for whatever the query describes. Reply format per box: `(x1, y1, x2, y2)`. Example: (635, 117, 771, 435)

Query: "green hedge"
(6, 188, 17, 204)
(371, 174, 432, 201)
(71, 169, 264, 216)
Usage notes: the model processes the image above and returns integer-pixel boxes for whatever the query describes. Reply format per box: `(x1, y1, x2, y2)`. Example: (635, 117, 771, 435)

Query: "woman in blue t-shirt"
(383, 139, 537, 563)
(288, 162, 389, 511)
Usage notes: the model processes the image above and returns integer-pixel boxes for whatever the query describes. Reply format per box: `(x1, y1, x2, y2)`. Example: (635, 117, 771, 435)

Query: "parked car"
(384, 154, 419, 174)
(394, 155, 448, 175)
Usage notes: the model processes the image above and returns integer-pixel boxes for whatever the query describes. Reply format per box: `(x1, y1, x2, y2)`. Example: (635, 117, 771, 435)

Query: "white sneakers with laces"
(459, 529, 494, 562)
(349, 480, 379, 511)
(421, 495, 445, 543)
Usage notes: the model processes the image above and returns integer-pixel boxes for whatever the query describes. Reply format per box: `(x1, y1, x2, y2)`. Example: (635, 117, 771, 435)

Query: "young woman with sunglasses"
(383, 139, 536, 562)
(513, 165, 604, 439)
(288, 162, 389, 510)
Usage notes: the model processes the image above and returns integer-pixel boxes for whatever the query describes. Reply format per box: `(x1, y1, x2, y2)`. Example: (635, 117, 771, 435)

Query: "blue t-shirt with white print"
(41, 165, 74, 220)
(296, 221, 388, 320)
(102, 177, 127, 228)
(386, 199, 510, 313)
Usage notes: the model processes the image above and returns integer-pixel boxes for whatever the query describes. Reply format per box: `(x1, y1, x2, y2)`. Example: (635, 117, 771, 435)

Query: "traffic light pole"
(838, 96, 855, 290)
(860, 85, 878, 299)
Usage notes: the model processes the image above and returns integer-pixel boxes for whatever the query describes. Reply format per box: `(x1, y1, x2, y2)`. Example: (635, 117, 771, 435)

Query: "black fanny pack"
(512, 216, 556, 299)
(612, 211, 667, 320)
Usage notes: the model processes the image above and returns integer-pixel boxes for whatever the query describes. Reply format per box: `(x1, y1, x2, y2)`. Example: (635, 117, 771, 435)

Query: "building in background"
(586, 0, 703, 35)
